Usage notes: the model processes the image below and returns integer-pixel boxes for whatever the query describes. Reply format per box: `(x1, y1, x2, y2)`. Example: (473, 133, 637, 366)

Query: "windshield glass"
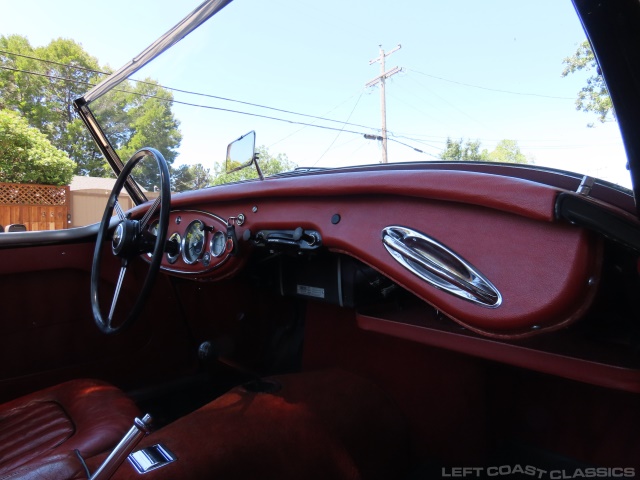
(3, 0, 630, 197)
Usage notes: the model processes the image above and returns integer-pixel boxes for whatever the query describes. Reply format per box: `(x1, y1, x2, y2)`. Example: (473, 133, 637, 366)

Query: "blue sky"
(0, 0, 631, 187)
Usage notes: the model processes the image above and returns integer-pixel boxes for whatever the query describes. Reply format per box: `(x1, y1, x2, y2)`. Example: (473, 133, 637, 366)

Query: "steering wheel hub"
(112, 220, 140, 257)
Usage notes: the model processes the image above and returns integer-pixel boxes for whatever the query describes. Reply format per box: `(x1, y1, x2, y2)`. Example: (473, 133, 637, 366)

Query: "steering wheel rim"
(91, 148, 171, 335)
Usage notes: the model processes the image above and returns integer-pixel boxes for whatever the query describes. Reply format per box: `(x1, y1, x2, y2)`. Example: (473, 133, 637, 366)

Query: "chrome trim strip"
(381, 226, 502, 308)
(176, 209, 227, 225)
(83, 0, 233, 104)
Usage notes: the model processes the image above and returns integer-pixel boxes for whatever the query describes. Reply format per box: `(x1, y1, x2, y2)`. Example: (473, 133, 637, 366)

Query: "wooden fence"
(69, 189, 136, 228)
(0, 182, 159, 231)
(0, 183, 70, 231)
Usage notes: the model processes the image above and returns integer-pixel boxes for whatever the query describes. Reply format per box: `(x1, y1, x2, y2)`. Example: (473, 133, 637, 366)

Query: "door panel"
(0, 236, 195, 402)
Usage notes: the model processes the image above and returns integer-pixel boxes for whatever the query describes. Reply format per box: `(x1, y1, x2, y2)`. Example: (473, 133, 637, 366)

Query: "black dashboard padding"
(556, 192, 640, 254)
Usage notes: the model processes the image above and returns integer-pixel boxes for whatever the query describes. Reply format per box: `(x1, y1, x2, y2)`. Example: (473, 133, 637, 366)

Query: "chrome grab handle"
(382, 226, 502, 308)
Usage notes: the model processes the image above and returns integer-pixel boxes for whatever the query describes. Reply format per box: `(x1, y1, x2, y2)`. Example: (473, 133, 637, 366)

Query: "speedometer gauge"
(182, 220, 206, 264)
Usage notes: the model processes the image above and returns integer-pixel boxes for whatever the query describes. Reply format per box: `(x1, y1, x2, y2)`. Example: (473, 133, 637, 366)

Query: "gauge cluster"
(143, 210, 235, 277)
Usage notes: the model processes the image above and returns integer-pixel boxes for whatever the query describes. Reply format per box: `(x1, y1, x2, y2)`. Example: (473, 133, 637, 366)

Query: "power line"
(0, 49, 378, 131)
(170, 95, 374, 136)
(0, 65, 94, 86)
(402, 74, 485, 127)
(268, 90, 364, 149)
(407, 68, 574, 100)
(313, 90, 364, 166)
(1, 48, 576, 150)
(387, 137, 440, 159)
(0, 64, 371, 132)
(0, 63, 434, 159)
(388, 132, 445, 152)
(4, 64, 583, 154)
(169, 86, 376, 131)
(0, 49, 108, 76)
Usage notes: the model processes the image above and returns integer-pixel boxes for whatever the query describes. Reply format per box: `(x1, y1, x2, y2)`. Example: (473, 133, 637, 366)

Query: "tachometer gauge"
(182, 220, 206, 264)
(167, 232, 181, 264)
(210, 230, 226, 257)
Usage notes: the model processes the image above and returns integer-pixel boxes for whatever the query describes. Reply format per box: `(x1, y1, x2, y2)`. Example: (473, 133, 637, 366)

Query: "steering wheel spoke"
(91, 148, 170, 334)
(107, 261, 128, 325)
(140, 196, 162, 230)
(114, 199, 127, 221)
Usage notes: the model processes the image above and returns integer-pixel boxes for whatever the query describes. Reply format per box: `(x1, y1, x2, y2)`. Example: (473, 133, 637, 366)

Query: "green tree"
(171, 164, 195, 192)
(0, 35, 103, 166)
(62, 117, 111, 177)
(115, 80, 182, 189)
(440, 137, 530, 165)
(171, 163, 212, 192)
(211, 146, 296, 186)
(439, 138, 488, 162)
(562, 40, 613, 124)
(487, 139, 528, 164)
(0, 35, 182, 181)
(191, 164, 212, 189)
(0, 110, 76, 185)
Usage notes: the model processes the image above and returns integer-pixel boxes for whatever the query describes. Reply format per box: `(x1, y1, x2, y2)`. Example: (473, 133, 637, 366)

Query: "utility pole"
(366, 44, 402, 163)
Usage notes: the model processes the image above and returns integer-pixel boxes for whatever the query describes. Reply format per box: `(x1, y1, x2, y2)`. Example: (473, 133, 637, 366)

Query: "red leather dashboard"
(133, 169, 600, 338)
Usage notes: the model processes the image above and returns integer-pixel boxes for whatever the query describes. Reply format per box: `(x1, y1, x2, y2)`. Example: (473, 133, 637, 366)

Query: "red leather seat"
(0, 379, 140, 479)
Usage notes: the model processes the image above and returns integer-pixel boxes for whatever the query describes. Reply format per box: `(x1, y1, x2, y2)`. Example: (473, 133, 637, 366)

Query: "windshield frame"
(72, 0, 233, 205)
(572, 0, 640, 214)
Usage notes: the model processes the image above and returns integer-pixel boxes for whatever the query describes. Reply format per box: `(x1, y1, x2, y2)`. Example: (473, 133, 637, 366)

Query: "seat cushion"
(0, 452, 88, 480)
(0, 379, 139, 476)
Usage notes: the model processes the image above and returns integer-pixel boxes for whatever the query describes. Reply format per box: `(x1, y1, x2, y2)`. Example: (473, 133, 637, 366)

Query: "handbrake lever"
(89, 414, 152, 480)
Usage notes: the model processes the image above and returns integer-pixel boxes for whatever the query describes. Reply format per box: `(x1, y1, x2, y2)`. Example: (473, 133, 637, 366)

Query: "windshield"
(4, 0, 629, 197)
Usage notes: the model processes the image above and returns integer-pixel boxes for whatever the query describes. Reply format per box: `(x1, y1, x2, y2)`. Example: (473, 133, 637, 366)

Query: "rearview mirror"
(226, 131, 256, 173)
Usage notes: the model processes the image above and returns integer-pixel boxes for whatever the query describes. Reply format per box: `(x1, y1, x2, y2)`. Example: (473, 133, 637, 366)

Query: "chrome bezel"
(146, 220, 160, 258)
(167, 232, 181, 264)
(209, 230, 226, 257)
(182, 219, 206, 265)
(156, 210, 231, 276)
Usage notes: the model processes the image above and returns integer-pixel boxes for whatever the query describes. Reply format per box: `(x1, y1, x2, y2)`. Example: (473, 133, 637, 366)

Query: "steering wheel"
(91, 148, 171, 334)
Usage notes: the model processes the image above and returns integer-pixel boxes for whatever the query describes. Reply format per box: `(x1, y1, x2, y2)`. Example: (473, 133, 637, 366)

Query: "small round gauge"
(146, 220, 160, 258)
(182, 220, 206, 265)
(167, 232, 181, 264)
(210, 230, 227, 258)
(148, 220, 159, 237)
